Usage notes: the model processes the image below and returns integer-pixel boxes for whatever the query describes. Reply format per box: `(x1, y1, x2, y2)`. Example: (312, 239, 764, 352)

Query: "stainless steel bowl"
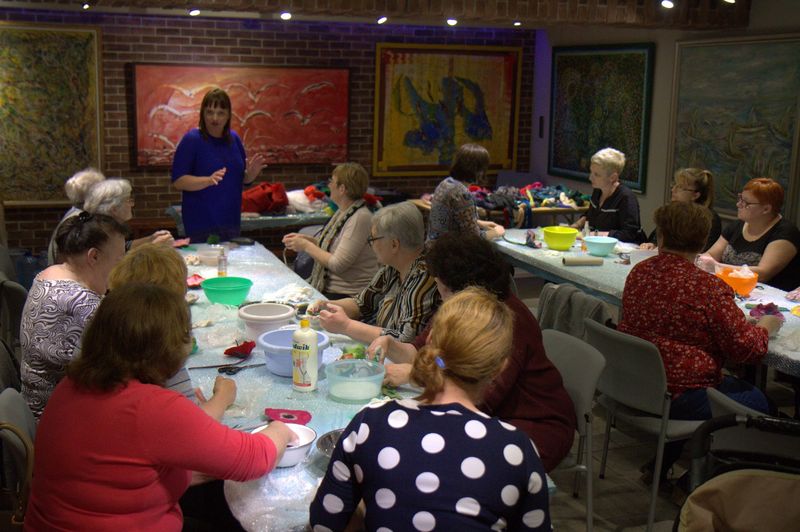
(316, 428, 344, 458)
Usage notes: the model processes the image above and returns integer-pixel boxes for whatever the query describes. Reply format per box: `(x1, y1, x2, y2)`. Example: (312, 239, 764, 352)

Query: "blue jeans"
(657, 376, 769, 478)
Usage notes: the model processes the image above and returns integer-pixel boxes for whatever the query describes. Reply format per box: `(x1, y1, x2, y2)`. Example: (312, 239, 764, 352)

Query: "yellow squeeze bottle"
(292, 320, 318, 392)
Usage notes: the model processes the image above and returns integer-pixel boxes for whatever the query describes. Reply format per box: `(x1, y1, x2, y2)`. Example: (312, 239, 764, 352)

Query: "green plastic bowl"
(201, 276, 253, 305)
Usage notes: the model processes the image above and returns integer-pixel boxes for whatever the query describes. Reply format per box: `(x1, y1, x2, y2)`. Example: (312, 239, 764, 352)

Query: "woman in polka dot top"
(310, 288, 551, 531)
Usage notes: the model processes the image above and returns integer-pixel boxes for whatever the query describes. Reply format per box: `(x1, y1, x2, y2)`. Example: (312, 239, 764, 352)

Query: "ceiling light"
(661, 0, 674, 8)
(188, 8, 200, 16)
(446, 18, 458, 26)
(377, 16, 388, 24)
(723, 0, 735, 3)
(82, 2, 90, 9)
(280, 12, 292, 20)
(513, 21, 522, 26)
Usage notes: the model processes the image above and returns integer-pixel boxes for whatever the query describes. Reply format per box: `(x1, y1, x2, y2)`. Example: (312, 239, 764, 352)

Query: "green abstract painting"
(672, 35, 800, 214)
(0, 24, 101, 202)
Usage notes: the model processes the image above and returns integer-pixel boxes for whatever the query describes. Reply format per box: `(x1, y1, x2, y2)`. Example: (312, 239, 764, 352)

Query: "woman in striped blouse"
(316, 201, 441, 343)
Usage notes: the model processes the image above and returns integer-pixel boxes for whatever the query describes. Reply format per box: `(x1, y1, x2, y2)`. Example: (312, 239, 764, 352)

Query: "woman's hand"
(787, 286, 800, 302)
(209, 167, 226, 186)
(695, 253, 718, 273)
(246, 153, 267, 181)
(757, 315, 783, 337)
(282, 233, 312, 252)
(211, 375, 237, 408)
(255, 420, 297, 450)
(319, 304, 349, 334)
(384, 363, 412, 387)
(639, 243, 656, 250)
(150, 230, 174, 246)
(368, 336, 392, 363)
(307, 300, 328, 315)
(481, 221, 505, 240)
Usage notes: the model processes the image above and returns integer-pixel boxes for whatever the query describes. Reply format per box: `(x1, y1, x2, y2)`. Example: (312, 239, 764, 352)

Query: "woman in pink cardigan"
(26, 283, 295, 531)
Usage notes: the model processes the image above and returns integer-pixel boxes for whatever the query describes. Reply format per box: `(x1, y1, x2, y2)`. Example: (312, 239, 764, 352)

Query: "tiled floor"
(514, 272, 797, 531)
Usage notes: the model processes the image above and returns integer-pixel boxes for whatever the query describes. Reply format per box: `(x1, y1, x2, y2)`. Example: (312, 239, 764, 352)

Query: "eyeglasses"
(366, 235, 385, 247)
(736, 194, 760, 208)
(671, 182, 697, 193)
(126, 196, 135, 205)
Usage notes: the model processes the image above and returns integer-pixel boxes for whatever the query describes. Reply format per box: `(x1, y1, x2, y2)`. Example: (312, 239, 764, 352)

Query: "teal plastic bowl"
(584, 236, 619, 257)
(201, 276, 253, 305)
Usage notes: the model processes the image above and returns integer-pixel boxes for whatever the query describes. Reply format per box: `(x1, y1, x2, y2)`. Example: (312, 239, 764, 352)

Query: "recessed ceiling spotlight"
(723, 0, 735, 3)
(82, 2, 90, 9)
(188, 8, 200, 16)
(513, 21, 522, 26)
(377, 16, 388, 24)
(661, 0, 674, 8)
(446, 18, 458, 26)
(280, 12, 292, 20)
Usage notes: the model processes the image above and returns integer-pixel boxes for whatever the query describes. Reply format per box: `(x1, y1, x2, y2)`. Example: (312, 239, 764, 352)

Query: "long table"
(496, 228, 800, 379)
(167, 205, 330, 237)
(409, 198, 588, 227)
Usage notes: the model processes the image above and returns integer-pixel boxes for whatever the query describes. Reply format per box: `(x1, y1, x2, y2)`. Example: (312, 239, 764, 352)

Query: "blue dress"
(171, 128, 247, 242)
(310, 399, 551, 531)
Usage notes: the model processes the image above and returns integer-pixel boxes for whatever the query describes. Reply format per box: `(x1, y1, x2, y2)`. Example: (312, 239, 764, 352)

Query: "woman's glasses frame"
(366, 235, 385, 247)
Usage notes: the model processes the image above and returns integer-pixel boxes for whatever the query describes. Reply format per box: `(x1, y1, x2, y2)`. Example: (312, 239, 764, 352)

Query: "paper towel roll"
(562, 256, 603, 266)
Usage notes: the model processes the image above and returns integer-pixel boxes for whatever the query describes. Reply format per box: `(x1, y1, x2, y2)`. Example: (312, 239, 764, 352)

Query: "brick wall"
(0, 8, 535, 253)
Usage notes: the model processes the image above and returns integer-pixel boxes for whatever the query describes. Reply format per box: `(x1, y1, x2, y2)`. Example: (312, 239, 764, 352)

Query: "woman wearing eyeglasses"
(696, 177, 800, 291)
(640, 168, 721, 252)
(282, 163, 378, 300)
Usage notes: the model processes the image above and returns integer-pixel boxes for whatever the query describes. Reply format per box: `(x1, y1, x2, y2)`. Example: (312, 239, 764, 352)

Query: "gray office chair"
(543, 329, 606, 532)
(584, 319, 702, 532)
(0, 279, 27, 367)
(0, 389, 35, 527)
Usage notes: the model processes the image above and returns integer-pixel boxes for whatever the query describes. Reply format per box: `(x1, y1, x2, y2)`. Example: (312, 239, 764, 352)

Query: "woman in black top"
(572, 147, 644, 243)
(641, 168, 722, 252)
(697, 177, 800, 291)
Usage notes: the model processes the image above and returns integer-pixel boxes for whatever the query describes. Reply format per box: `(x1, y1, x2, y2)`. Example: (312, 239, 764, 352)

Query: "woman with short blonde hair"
(311, 287, 551, 531)
(47, 168, 107, 265)
(282, 162, 378, 299)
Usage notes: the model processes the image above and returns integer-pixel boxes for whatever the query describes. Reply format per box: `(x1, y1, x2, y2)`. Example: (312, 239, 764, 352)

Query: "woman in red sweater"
(369, 233, 576, 471)
(26, 283, 295, 531)
(619, 201, 782, 484)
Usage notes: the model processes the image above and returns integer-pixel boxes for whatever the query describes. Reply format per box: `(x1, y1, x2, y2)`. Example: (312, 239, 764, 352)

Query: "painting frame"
(133, 63, 350, 168)
(372, 43, 522, 177)
(667, 34, 800, 219)
(0, 22, 102, 204)
(548, 43, 654, 193)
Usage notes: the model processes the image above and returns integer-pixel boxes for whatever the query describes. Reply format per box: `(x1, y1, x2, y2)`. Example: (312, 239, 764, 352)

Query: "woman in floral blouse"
(427, 143, 505, 242)
(618, 201, 782, 483)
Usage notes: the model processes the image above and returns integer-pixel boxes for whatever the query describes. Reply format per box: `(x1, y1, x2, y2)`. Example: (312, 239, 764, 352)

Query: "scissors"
(217, 363, 265, 375)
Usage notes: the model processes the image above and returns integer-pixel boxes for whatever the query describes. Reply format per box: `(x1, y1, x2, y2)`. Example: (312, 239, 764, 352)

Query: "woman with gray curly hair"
(83, 178, 173, 252)
(315, 201, 441, 344)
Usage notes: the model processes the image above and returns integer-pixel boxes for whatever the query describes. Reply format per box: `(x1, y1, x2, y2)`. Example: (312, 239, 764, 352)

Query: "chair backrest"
(542, 329, 606, 434)
(0, 340, 20, 391)
(707, 388, 763, 417)
(0, 244, 16, 283)
(0, 279, 27, 354)
(584, 318, 669, 415)
(537, 283, 613, 340)
(0, 388, 35, 523)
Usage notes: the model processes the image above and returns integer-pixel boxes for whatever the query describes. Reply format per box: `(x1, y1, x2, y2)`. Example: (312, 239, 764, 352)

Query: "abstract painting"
(669, 35, 800, 214)
(373, 43, 522, 176)
(0, 23, 101, 202)
(134, 64, 349, 167)
(548, 44, 654, 193)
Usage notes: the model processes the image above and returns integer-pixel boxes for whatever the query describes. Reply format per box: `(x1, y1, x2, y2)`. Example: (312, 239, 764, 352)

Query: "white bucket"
(238, 303, 296, 340)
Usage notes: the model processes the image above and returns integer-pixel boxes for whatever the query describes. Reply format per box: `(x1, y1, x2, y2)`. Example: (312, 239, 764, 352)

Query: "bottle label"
(292, 343, 313, 389)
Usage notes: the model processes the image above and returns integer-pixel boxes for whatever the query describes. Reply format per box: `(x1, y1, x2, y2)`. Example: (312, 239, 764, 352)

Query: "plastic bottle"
(292, 319, 318, 392)
(581, 224, 590, 252)
(217, 249, 228, 277)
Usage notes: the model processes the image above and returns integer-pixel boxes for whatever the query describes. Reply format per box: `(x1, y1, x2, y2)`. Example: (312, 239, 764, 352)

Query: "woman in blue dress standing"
(171, 88, 266, 242)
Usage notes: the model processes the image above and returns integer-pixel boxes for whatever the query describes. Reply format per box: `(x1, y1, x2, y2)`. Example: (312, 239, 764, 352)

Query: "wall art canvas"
(134, 64, 349, 167)
(0, 23, 101, 203)
(669, 35, 800, 214)
(548, 43, 654, 193)
(373, 43, 522, 176)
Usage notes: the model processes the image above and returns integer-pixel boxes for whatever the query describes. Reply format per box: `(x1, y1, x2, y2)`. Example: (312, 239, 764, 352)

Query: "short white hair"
(83, 179, 132, 216)
(65, 168, 105, 207)
(591, 147, 626, 176)
(372, 201, 424, 249)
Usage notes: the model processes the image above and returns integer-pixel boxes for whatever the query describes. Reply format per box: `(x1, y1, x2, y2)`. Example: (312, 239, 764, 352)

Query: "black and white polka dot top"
(310, 398, 551, 531)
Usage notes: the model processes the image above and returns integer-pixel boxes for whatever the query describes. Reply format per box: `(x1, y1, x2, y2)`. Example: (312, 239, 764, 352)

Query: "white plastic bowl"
(238, 303, 296, 340)
(257, 328, 329, 377)
(252, 424, 316, 468)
